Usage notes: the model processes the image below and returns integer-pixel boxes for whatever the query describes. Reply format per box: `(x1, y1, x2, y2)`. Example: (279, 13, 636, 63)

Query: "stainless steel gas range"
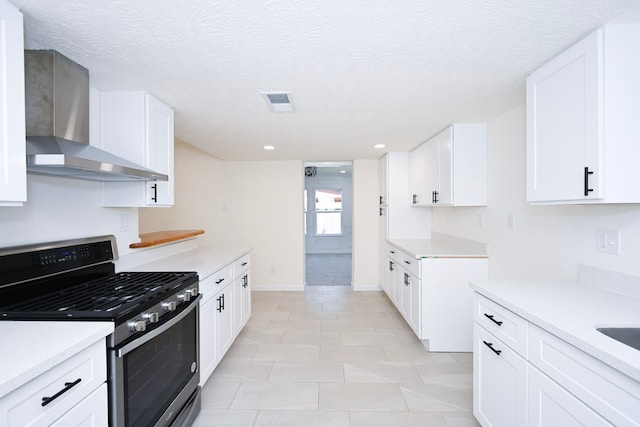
(0, 235, 201, 427)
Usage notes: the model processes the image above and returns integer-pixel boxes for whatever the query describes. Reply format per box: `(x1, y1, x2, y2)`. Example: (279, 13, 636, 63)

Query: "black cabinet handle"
(483, 313, 503, 326)
(216, 296, 222, 312)
(483, 340, 502, 356)
(379, 207, 384, 216)
(404, 272, 410, 286)
(412, 194, 418, 204)
(389, 261, 394, 272)
(584, 167, 594, 196)
(151, 184, 158, 203)
(42, 378, 82, 407)
(241, 262, 248, 266)
(434, 191, 439, 203)
(243, 274, 248, 288)
(379, 195, 383, 205)
(215, 278, 225, 284)
(404, 260, 411, 265)
(221, 293, 225, 310)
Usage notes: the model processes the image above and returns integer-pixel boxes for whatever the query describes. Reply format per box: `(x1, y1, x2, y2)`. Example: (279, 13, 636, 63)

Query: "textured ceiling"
(8, 0, 640, 161)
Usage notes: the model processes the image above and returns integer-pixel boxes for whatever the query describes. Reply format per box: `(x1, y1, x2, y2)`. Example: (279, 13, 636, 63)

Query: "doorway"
(304, 162, 353, 286)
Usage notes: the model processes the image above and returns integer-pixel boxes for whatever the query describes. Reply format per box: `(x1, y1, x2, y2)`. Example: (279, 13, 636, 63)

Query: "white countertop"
(389, 233, 487, 259)
(470, 280, 640, 382)
(124, 245, 252, 279)
(0, 321, 113, 398)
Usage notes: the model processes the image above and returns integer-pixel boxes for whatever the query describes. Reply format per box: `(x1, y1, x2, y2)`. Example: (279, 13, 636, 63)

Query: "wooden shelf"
(129, 229, 204, 248)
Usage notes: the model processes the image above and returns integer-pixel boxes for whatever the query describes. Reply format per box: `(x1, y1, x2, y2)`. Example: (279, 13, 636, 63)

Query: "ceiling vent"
(261, 92, 294, 113)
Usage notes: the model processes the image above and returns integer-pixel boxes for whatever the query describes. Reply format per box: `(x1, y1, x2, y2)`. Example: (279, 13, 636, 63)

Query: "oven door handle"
(116, 294, 202, 358)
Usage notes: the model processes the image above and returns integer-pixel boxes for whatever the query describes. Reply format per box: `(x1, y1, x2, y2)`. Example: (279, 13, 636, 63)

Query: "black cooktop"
(0, 271, 198, 321)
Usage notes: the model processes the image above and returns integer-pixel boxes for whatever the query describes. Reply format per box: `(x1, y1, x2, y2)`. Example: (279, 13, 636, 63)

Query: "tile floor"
(192, 286, 481, 427)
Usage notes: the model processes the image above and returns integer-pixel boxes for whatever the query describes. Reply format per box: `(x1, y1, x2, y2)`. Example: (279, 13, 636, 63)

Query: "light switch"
(596, 229, 621, 255)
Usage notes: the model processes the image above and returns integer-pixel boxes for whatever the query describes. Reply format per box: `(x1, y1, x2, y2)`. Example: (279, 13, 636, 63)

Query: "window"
(315, 189, 342, 235)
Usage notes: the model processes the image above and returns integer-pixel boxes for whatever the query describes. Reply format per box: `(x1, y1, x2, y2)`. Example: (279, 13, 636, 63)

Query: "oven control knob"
(143, 312, 159, 323)
(162, 301, 177, 312)
(187, 288, 199, 297)
(178, 292, 191, 302)
(128, 320, 147, 332)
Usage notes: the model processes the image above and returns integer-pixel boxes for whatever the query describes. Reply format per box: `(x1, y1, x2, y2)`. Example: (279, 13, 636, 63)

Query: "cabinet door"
(408, 142, 428, 206)
(199, 296, 217, 384)
(215, 290, 234, 362)
(528, 367, 612, 427)
(526, 30, 602, 202)
(241, 271, 251, 327)
(436, 127, 453, 205)
(232, 277, 243, 335)
(50, 383, 108, 427)
(0, 0, 26, 206)
(401, 269, 420, 336)
(145, 95, 174, 206)
(473, 324, 528, 427)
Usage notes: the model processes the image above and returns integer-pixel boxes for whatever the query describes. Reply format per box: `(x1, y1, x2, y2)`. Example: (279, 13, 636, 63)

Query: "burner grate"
(0, 271, 196, 320)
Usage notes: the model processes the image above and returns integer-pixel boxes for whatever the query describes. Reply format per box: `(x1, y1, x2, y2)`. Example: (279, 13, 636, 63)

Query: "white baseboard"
(252, 284, 305, 291)
(352, 283, 383, 291)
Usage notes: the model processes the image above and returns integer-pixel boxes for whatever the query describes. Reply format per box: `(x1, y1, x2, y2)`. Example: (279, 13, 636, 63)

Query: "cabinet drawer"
(199, 265, 233, 302)
(385, 244, 403, 264)
(473, 293, 528, 357)
(1, 339, 106, 427)
(50, 383, 108, 427)
(398, 253, 420, 278)
(529, 324, 640, 426)
(233, 253, 250, 277)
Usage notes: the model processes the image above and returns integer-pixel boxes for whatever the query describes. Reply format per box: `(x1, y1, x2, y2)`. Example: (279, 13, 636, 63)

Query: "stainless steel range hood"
(25, 50, 168, 182)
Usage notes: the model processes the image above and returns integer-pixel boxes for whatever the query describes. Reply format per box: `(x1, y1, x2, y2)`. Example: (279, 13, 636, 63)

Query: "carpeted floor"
(305, 253, 352, 286)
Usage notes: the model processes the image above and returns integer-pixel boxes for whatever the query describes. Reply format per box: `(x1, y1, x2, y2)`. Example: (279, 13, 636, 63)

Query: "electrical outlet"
(596, 229, 621, 255)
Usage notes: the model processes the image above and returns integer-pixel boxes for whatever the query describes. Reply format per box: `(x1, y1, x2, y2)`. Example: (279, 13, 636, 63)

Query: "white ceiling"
(9, 0, 640, 161)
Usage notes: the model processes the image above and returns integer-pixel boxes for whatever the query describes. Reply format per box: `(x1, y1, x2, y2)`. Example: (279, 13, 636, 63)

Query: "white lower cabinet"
(198, 252, 251, 385)
(473, 323, 527, 427)
(382, 245, 488, 351)
(50, 384, 108, 427)
(473, 293, 640, 427)
(528, 366, 612, 427)
(0, 340, 107, 427)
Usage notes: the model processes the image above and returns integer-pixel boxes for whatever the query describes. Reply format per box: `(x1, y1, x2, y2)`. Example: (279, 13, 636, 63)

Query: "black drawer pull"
(584, 167, 594, 196)
(215, 278, 225, 284)
(404, 260, 411, 265)
(241, 262, 248, 266)
(42, 378, 82, 407)
(483, 313, 503, 326)
(483, 341, 502, 356)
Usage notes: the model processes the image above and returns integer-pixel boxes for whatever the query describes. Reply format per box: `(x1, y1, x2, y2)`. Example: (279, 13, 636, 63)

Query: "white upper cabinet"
(98, 91, 175, 207)
(0, 0, 26, 206)
(409, 123, 487, 207)
(527, 24, 640, 204)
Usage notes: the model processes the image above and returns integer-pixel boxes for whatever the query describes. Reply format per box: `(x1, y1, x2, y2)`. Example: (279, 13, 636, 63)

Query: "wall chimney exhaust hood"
(25, 50, 168, 182)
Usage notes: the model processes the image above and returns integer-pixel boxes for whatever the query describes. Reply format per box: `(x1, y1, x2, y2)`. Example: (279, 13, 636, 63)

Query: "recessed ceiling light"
(264, 145, 275, 150)
(374, 144, 386, 149)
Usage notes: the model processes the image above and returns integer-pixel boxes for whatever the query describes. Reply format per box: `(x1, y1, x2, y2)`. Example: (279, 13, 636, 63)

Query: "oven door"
(109, 295, 202, 427)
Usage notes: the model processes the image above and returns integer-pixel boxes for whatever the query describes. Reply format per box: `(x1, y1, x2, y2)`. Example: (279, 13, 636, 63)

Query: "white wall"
(431, 104, 640, 281)
(141, 141, 382, 290)
(0, 175, 139, 254)
(353, 159, 380, 290)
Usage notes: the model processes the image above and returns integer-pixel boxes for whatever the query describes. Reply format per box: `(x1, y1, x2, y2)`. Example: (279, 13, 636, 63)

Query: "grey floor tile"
(193, 287, 481, 426)
(344, 361, 422, 383)
(230, 382, 319, 410)
(254, 410, 350, 427)
(400, 383, 473, 412)
(269, 361, 345, 383)
(350, 411, 449, 427)
(319, 383, 408, 411)
(191, 409, 257, 427)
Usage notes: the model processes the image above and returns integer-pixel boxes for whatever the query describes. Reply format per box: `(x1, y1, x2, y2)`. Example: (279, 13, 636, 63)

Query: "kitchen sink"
(596, 327, 640, 351)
